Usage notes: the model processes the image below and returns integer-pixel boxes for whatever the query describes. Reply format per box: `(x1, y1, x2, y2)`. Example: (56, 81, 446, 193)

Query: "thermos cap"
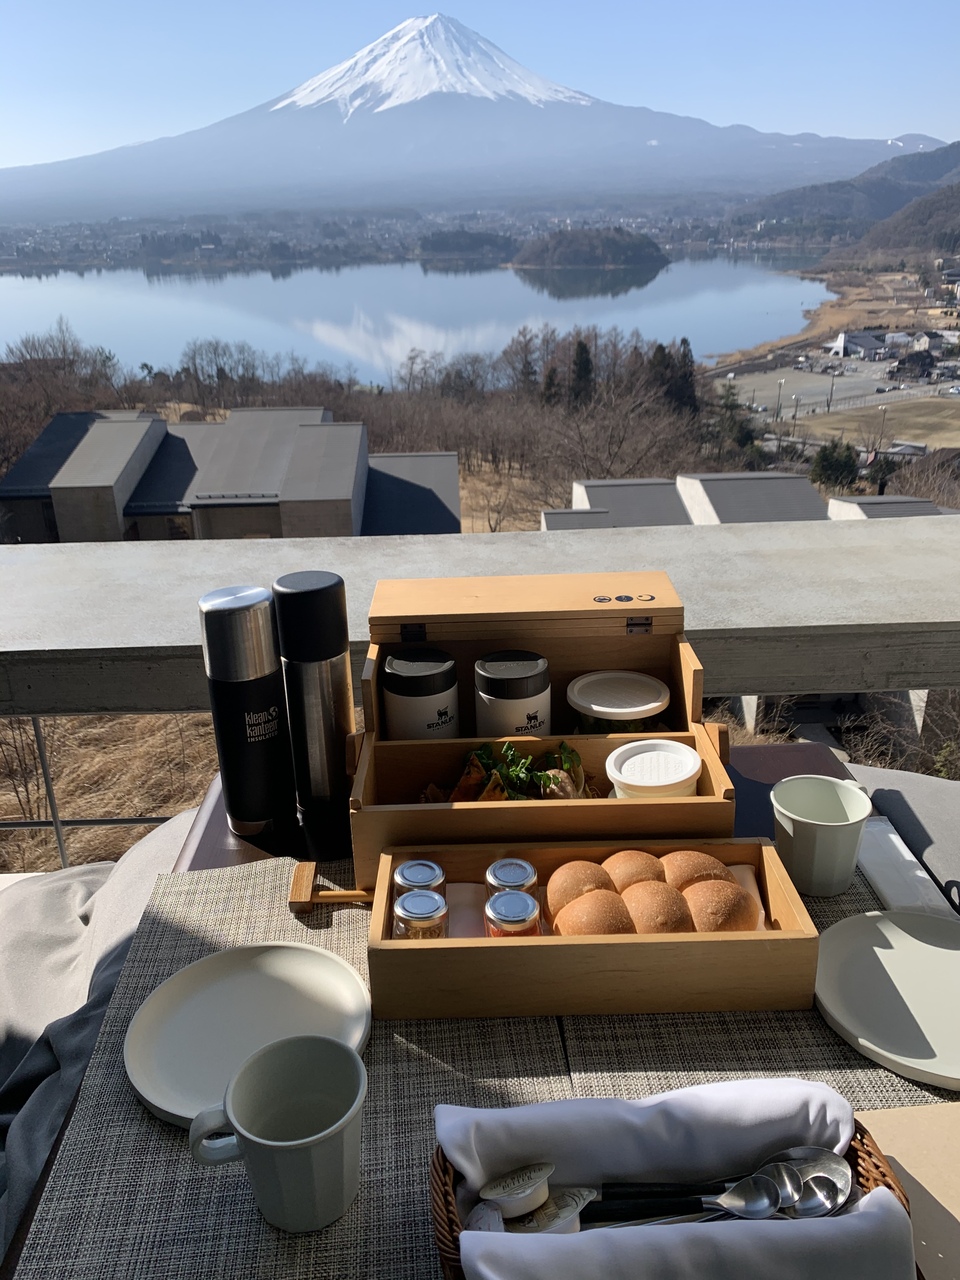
(198, 585, 280, 683)
(475, 650, 550, 700)
(382, 648, 457, 698)
(273, 571, 349, 664)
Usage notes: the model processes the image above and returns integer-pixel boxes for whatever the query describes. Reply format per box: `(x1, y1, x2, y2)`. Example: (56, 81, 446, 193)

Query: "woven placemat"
(14, 859, 572, 1280)
(563, 870, 959, 1109)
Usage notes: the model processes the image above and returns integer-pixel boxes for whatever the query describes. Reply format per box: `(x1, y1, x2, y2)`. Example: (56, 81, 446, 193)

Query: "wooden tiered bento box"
(368, 838, 819, 1018)
(349, 571, 735, 890)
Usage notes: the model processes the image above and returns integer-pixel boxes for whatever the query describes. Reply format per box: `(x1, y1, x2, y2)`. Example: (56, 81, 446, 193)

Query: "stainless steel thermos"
(198, 585, 298, 849)
(272, 570, 355, 858)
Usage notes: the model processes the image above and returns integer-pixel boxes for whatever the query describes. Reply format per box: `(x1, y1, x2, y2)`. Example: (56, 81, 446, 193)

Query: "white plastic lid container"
(566, 671, 670, 734)
(605, 739, 702, 799)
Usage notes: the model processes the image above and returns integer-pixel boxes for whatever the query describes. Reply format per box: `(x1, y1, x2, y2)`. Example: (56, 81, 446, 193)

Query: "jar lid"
(566, 670, 670, 720)
(485, 859, 537, 892)
(393, 860, 445, 891)
(484, 890, 541, 932)
(475, 651, 549, 700)
(394, 889, 448, 924)
(382, 648, 457, 698)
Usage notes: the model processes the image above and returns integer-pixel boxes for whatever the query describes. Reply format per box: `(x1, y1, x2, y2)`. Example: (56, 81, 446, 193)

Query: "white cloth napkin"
(436, 1081, 915, 1280)
(857, 815, 957, 919)
(459, 1188, 914, 1280)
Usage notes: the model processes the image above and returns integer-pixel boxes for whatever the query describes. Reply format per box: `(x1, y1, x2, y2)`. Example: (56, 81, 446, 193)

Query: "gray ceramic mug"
(771, 774, 872, 897)
(189, 1034, 366, 1233)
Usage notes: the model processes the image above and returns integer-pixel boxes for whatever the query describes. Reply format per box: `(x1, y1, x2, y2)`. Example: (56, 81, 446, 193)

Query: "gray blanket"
(0, 811, 194, 1260)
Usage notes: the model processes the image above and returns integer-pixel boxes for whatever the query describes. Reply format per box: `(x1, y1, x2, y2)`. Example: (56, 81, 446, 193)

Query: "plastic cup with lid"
(605, 738, 702, 799)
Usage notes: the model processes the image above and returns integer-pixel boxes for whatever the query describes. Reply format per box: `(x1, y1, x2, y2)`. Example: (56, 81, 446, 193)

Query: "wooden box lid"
(368, 572, 684, 643)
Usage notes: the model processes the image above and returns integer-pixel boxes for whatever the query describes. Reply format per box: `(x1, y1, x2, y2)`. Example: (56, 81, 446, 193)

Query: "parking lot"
(711, 363, 955, 423)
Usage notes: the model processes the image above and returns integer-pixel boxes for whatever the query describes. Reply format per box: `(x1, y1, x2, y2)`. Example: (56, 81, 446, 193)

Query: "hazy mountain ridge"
(848, 181, 960, 256)
(0, 15, 945, 221)
(732, 140, 960, 231)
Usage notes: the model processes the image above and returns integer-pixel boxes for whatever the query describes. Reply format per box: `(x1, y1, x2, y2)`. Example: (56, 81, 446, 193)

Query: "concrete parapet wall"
(1, 517, 959, 715)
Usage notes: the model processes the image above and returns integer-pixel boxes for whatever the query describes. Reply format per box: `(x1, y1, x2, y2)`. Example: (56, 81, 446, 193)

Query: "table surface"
(14, 742, 958, 1279)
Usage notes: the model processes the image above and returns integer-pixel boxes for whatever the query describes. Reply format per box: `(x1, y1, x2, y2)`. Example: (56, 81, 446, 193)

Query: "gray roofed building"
(571, 478, 692, 526)
(0, 410, 162, 542)
(124, 422, 221, 516)
(675, 472, 828, 524)
(541, 477, 692, 531)
(541, 508, 614, 531)
(0, 407, 460, 543)
(361, 454, 460, 535)
(824, 331, 887, 359)
(828, 495, 949, 519)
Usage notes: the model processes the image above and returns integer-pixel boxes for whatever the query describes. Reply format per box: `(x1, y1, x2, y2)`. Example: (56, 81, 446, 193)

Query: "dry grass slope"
(0, 713, 218, 872)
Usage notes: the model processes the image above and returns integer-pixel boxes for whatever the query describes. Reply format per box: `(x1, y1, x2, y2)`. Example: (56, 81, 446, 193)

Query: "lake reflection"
(0, 256, 831, 381)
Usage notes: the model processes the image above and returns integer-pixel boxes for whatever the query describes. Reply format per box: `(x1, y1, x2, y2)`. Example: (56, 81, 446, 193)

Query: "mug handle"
(189, 1105, 241, 1166)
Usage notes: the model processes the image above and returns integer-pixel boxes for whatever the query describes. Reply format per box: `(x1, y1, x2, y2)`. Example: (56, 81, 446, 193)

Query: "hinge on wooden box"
(626, 616, 654, 634)
(400, 623, 427, 643)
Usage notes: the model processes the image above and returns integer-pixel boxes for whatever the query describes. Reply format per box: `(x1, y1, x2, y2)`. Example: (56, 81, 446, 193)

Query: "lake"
(0, 255, 832, 382)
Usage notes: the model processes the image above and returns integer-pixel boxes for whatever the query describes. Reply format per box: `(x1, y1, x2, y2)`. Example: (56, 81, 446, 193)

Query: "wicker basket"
(430, 1120, 913, 1280)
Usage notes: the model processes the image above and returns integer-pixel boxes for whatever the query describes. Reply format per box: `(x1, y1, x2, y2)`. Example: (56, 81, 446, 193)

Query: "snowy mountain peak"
(271, 14, 594, 120)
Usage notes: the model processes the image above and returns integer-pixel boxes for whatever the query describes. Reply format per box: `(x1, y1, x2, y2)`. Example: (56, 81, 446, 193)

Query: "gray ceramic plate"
(816, 910, 960, 1089)
(123, 943, 371, 1126)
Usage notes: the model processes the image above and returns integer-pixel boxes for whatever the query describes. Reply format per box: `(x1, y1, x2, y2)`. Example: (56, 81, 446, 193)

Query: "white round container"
(566, 670, 670, 734)
(605, 739, 702, 799)
(475, 650, 550, 737)
(381, 648, 459, 740)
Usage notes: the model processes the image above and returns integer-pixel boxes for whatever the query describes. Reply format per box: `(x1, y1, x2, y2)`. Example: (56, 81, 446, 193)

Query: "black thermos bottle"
(198, 584, 298, 851)
(272, 571, 355, 860)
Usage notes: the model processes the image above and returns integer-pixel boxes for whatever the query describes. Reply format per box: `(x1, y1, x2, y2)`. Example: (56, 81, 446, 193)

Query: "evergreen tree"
(570, 339, 594, 407)
(648, 342, 673, 389)
(541, 365, 562, 407)
(670, 337, 699, 414)
(810, 440, 859, 491)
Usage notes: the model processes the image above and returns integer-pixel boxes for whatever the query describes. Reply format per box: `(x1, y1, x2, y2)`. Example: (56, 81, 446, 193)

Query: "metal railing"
(0, 716, 171, 869)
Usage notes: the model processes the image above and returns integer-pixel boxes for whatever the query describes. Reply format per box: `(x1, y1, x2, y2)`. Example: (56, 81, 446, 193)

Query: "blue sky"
(2, 1, 954, 169)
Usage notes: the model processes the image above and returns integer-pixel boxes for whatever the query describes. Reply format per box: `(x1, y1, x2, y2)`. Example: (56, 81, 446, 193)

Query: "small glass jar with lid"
(484, 890, 542, 938)
(393, 889, 449, 940)
(484, 858, 537, 899)
(393, 859, 446, 900)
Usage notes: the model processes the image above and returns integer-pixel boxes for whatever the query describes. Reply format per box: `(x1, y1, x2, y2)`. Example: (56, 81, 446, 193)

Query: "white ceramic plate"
(124, 943, 371, 1127)
(816, 910, 960, 1089)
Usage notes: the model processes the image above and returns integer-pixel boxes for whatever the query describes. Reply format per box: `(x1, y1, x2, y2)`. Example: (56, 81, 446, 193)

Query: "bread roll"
(553, 889, 636, 936)
(683, 879, 759, 932)
(660, 849, 736, 894)
(546, 860, 615, 921)
(602, 849, 665, 893)
(621, 881, 694, 934)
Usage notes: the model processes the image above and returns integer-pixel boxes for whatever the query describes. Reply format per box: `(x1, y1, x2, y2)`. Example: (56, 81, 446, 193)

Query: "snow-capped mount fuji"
(273, 15, 594, 119)
(0, 14, 944, 221)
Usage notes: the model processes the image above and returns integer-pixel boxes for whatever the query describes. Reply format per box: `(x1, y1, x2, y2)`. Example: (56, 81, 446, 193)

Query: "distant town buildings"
(0, 408, 460, 543)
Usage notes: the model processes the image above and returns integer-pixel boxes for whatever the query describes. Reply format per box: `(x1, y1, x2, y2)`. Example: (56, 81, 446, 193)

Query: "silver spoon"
(792, 1155, 852, 1206)
(580, 1173, 781, 1227)
(782, 1175, 842, 1219)
(762, 1146, 853, 1207)
(755, 1162, 804, 1207)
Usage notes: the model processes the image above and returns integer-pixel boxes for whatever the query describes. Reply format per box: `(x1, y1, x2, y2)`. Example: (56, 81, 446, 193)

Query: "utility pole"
(775, 377, 785, 423)
(828, 370, 837, 412)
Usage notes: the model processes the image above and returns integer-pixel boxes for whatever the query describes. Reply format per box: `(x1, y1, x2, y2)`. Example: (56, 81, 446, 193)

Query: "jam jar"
(393, 889, 449, 940)
(484, 890, 541, 938)
(484, 858, 537, 899)
(393, 859, 446, 900)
